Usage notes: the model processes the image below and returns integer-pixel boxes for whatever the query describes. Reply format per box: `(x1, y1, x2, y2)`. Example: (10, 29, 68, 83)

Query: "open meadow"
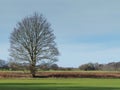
(0, 71, 119, 90)
(0, 78, 120, 90)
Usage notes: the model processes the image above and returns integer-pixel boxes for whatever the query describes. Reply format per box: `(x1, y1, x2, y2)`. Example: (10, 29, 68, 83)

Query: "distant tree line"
(0, 59, 120, 71)
(0, 59, 59, 71)
(0, 59, 9, 70)
(79, 62, 120, 71)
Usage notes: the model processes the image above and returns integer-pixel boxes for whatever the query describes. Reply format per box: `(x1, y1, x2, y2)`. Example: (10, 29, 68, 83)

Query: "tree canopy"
(9, 13, 59, 77)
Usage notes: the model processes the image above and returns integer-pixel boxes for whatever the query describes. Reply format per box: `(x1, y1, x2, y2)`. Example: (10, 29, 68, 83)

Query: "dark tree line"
(0, 59, 9, 70)
(0, 59, 120, 71)
(0, 59, 59, 71)
(79, 62, 120, 71)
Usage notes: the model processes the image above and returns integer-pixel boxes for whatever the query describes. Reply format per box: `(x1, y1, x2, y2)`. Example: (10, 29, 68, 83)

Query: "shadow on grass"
(61, 87, 120, 90)
(0, 83, 120, 90)
(0, 85, 119, 90)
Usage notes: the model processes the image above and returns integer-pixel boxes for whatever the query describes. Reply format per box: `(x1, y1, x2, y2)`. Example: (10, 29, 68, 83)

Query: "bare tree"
(9, 13, 59, 77)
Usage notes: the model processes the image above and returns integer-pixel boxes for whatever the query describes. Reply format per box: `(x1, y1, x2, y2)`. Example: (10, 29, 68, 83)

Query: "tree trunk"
(30, 64, 36, 77)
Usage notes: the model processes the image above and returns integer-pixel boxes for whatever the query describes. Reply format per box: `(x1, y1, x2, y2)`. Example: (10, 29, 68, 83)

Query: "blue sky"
(0, 0, 120, 67)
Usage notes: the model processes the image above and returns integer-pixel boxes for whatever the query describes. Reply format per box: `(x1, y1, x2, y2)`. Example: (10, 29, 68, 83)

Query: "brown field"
(37, 71, 120, 78)
(0, 71, 120, 78)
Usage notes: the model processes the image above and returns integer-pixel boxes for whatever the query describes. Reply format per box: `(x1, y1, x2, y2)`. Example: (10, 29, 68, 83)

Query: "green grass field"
(0, 78, 120, 90)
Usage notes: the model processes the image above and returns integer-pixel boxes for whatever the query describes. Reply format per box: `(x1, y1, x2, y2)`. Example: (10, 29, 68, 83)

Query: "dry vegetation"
(0, 71, 31, 78)
(37, 71, 120, 78)
(0, 71, 120, 78)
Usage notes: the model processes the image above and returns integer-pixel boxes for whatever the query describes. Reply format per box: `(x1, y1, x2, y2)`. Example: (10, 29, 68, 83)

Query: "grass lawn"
(0, 78, 120, 90)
